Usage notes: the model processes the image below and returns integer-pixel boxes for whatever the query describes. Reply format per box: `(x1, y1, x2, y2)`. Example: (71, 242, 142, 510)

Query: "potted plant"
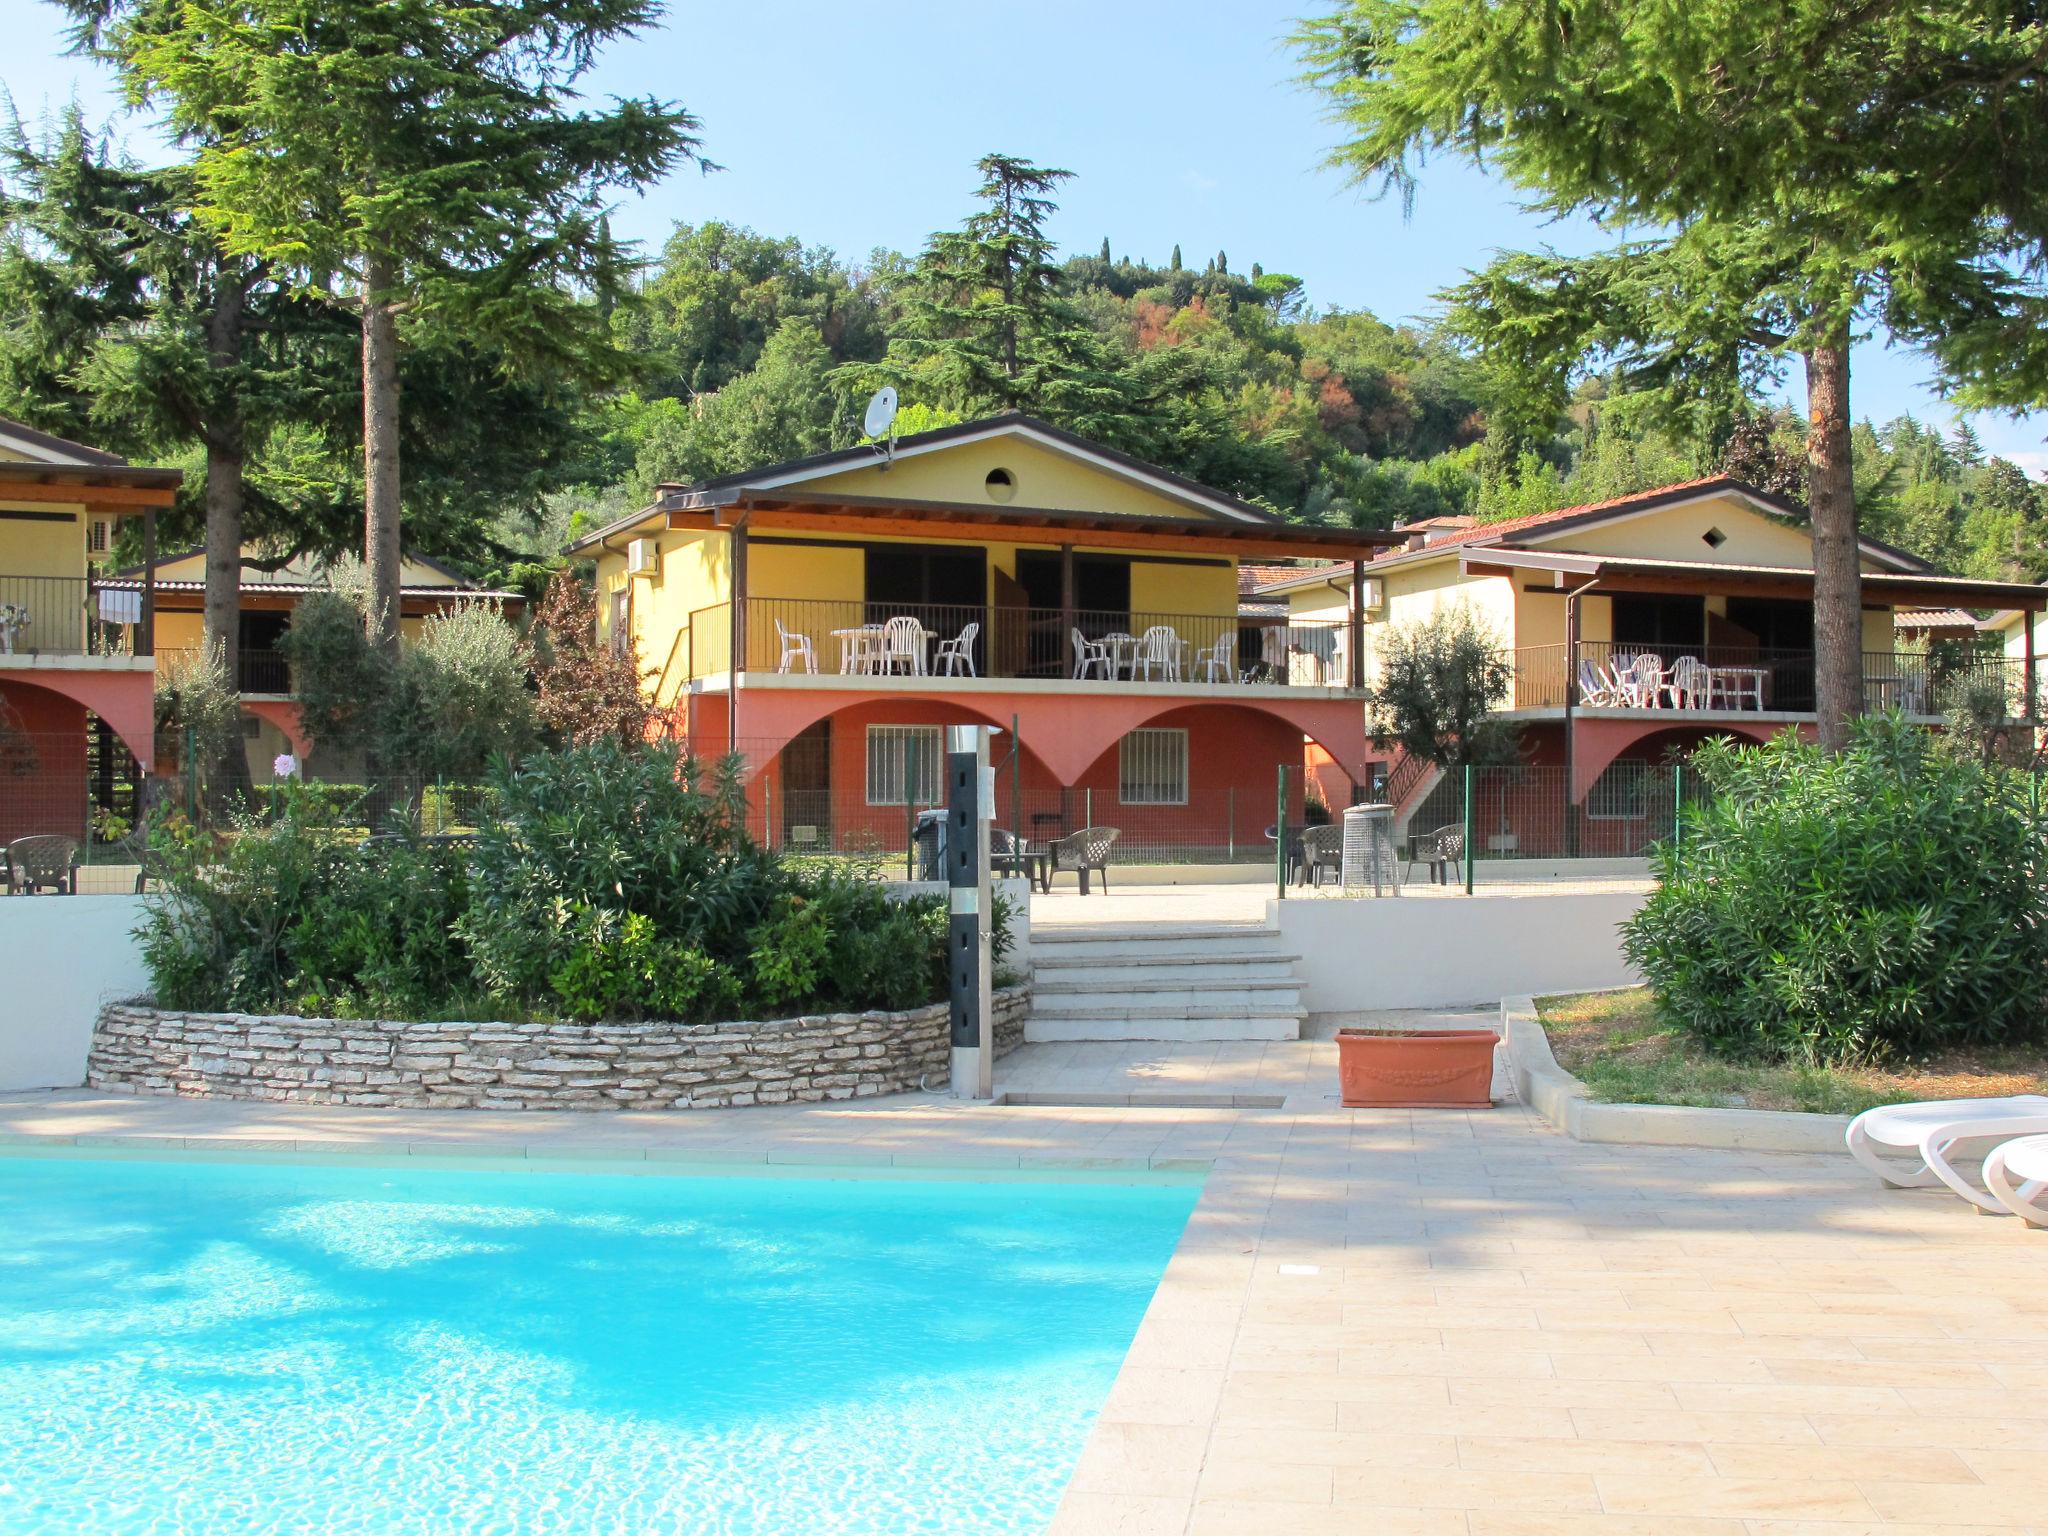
(1336, 1027, 1499, 1109)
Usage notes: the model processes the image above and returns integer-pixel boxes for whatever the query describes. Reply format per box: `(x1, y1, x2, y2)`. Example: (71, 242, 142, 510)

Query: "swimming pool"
(0, 1155, 1198, 1535)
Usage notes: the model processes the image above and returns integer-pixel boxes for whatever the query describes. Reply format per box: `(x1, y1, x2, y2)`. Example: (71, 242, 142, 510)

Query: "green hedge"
(139, 742, 1008, 1024)
(1621, 717, 2048, 1065)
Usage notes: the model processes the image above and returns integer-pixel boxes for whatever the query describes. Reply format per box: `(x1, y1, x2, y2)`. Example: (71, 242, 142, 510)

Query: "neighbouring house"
(99, 546, 523, 780)
(1261, 476, 2046, 853)
(565, 413, 1400, 863)
(0, 416, 178, 847)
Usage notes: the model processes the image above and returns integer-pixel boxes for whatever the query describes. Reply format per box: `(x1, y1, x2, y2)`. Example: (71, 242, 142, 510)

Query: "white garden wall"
(1271, 890, 1646, 1016)
(0, 894, 150, 1090)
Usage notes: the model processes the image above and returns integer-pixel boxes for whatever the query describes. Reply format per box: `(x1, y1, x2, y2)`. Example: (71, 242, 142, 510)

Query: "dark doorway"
(780, 720, 831, 851)
(1723, 596, 1816, 711)
(238, 611, 290, 692)
(1014, 551, 1132, 675)
(865, 545, 986, 670)
(1611, 594, 1705, 651)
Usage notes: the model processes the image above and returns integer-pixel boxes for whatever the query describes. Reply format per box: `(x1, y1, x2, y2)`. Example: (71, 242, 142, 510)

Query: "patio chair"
(5, 834, 80, 895)
(1298, 822, 1344, 886)
(1664, 654, 1709, 710)
(1576, 659, 1620, 706)
(1622, 652, 1663, 707)
(1404, 822, 1463, 886)
(933, 620, 980, 677)
(775, 618, 817, 675)
(1845, 1094, 2048, 1213)
(1048, 825, 1120, 894)
(1192, 633, 1236, 683)
(1984, 1133, 2048, 1227)
(876, 615, 927, 676)
(1134, 625, 1181, 682)
(1071, 626, 1112, 680)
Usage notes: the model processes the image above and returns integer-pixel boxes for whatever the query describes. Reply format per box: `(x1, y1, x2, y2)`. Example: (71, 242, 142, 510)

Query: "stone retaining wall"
(88, 988, 1031, 1111)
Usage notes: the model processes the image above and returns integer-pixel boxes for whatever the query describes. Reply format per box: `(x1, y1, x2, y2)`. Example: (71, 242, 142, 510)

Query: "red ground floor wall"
(0, 681, 91, 845)
(699, 694, 1322, 860)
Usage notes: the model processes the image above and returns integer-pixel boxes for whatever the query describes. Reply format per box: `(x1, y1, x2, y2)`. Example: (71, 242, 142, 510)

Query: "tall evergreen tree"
(0, 107, 344, 797)
(1299, 0, 2048, 749)
(880, 153, 1133, 437)
(82, 0, 702, 654)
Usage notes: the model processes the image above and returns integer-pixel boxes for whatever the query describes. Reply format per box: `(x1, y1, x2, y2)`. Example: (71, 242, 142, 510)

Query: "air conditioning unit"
(626, 538, 657, 577)
(1358, 577, 1385, 612)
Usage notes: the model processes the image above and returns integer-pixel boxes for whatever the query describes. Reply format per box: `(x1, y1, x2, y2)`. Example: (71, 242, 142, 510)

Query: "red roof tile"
(1374, 476, 1742, 561)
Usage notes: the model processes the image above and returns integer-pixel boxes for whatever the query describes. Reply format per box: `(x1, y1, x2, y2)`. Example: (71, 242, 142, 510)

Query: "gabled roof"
(0, 415, 128, 467)
(1457, 546, 2046, 611)
(568, 412, 1304, 554)
(1256, 476, 1929, 594)
(675, 412, 1279, 524)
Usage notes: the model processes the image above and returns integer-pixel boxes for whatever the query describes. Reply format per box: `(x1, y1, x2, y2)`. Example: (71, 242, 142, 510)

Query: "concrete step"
(1032, 962, 1303, 988)
(1026, 1013, 1304, 1043)
(1031, 981, 1304, 1012)
(1031, 927, 1283, 961)
(1030, 950, 1303, 973)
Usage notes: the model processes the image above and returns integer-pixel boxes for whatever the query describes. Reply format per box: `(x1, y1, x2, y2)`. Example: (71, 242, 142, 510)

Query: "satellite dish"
(863, 386, 899, 440)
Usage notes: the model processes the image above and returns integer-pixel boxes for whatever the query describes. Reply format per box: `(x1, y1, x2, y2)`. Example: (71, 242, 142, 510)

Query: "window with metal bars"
(865, 724, 942, 806)
(1118, 727, 1188, 805)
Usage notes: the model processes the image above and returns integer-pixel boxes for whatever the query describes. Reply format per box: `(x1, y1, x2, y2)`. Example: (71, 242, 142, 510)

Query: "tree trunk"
(362, 251, 403, 658)
(204, 270, 254, 810)
(1804, 336, 1861, 752)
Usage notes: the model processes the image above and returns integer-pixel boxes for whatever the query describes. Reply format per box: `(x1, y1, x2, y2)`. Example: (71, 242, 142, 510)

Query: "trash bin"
(912, 808, 948, 881)
(1340, 803, 1399, 896)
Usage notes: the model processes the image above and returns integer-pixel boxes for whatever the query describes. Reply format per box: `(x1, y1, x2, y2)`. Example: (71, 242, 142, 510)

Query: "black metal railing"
(1508, 640, 2029, 717)
(157, 646, 292, 694)
(0, 574, 143, 657)
(690, 596, 1356, 689)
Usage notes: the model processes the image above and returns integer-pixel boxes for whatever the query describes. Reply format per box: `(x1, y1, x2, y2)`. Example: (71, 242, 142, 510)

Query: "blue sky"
(4, 0, 2042, 471)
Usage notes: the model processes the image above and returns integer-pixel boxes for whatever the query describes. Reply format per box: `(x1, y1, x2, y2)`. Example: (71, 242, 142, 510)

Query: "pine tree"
(1216, 250, 1228, 274)
(1302, 0, 2048, 749)
(88, 0, 702, 655)
(883, 154, 1135, 438)
(0, 107, 345, 801)
(1099, 236, 1112, 264)
(1950, 419, 1986, 468)
(1170, 243, 1183, 271)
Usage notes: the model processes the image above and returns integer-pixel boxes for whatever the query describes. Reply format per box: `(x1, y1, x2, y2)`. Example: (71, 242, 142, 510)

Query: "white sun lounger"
(1845, 1095, 2048, 1214)
(1984, 1133, 2048, 1228)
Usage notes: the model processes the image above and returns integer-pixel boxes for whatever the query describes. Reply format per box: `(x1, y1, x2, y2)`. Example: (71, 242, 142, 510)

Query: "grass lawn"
(1537, 988, 2048, 1115)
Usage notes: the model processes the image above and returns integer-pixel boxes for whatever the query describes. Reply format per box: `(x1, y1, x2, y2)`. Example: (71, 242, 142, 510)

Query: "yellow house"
(565, 413, 1397, 861)
(0, 416, 180, 847)
(1258, 476, 2045, 821)
(100, 544, 523, 778)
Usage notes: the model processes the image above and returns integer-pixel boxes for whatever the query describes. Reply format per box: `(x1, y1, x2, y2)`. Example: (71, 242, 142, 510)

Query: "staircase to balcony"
(1025, 923, 1306, 1042)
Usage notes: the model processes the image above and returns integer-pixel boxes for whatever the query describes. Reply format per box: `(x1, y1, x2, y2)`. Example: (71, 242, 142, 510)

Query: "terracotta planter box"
(1336, 1028, 1499, 1109)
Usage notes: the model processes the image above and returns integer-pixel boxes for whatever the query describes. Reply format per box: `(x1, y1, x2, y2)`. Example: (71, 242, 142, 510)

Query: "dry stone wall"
(88, 988, 1030, 1111)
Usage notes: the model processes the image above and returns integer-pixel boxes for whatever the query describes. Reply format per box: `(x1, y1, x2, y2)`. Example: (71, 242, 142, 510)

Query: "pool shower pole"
(947, 724, 994, 1100)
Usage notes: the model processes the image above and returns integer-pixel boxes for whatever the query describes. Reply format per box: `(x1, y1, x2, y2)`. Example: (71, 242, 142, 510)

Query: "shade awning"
(1459, 547, 2048, 612)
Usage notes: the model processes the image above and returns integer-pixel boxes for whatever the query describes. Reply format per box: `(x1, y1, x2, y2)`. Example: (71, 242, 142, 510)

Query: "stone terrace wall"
(88, 988, 1030, 1111)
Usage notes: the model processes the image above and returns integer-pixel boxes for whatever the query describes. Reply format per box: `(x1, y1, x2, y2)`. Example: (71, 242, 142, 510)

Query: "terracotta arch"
(1570, 717, 1814, 801)
(0, 669, 156, 771)
(242, 699, 313, 763)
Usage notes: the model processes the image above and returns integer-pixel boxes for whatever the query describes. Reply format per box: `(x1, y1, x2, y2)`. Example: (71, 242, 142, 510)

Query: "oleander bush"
(137, 741, 1004, 1024)
(1621, 716, 2048, 1066)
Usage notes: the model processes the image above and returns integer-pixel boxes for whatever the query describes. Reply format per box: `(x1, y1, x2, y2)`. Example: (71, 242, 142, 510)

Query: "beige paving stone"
(1190, 1502, 1467, 1536)
(1704, 1441, 1978, 1483)
(1455, 1434, 1716, 1475)
(1065, 1421, 1209, 1499)
(1593, 1474, 1877, 1521)
(1193, 1456, 1334, 1506)
(1467, 1517, 1743, 1536)
(1861, 1480, 2048, 1525)
(1042, 1490, 1188, 1535)
(1334, 1464, 1602, 1513)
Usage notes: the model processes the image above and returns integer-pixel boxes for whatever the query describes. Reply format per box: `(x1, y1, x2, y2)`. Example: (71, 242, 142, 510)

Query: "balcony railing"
(0, 574, 146, 659)
(684, 597, 1356, 690)
(1508, 640, 2030, 717)
(157, 647, 291, 694)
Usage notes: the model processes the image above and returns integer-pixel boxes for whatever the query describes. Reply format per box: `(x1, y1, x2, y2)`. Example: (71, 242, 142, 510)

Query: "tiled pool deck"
(5, 1043, 2044, 1536)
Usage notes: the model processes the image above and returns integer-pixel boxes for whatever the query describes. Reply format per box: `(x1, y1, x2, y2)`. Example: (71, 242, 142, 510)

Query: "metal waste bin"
(1341, 803, 1399, 896)
(912, 808, 948, 880)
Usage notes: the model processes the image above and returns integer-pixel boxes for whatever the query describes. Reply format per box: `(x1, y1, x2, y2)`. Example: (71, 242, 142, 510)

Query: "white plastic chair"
(876, 615, 926, 676)
(1664, 654, 1708, 709)
(1623, 652, 1663, 707)
(1984, 1133, 2048, 1227)
(1135, 625, 1181, 682)
(1845, 1095, 2048, 1213)
(1193, 633, 1235, 683)
(933, 620, 979, 677)
(775, 618, 817, 675)
(1071, 626, 1112, 680)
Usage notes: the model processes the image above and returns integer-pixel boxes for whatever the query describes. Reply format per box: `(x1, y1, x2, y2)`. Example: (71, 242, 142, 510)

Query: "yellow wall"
(806, 435, 1234, 521)
(0, 503, 87, 579)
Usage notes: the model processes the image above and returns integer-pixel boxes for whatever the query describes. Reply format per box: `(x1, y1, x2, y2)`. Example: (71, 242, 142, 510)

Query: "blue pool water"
(0, 1156, 1197, 1535)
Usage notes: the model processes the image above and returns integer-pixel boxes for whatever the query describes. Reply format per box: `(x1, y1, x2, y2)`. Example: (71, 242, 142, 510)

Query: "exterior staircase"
(1025, 924, 1306, 1042)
